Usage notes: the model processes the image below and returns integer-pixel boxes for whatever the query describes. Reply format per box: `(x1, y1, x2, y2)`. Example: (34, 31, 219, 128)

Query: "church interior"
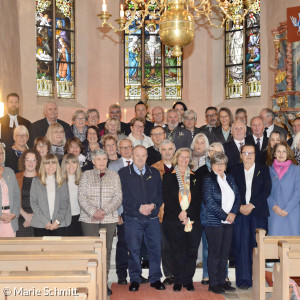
(1, 1, 300, 300)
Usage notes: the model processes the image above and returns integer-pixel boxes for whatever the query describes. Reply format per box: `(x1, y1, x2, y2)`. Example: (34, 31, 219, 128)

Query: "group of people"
(1, 93, 300, 296)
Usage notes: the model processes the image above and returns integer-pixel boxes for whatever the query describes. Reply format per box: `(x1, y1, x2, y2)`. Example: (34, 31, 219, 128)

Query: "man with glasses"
(224, 120, 247, 171)
(98, 104, 130, 135)
(146, 126, 166, 166)
(108, 138, 148, 285)
(199, 107, 218, 142)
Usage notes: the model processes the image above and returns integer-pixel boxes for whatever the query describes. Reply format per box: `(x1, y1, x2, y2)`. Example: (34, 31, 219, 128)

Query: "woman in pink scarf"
(267, 142, 300, 236)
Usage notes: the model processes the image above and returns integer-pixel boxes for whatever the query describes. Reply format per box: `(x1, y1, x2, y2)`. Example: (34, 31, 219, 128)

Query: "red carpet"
(111, 282, 226, 300)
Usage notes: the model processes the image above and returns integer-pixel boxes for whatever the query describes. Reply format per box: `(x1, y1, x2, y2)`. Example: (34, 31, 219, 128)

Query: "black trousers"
(205, 224, 233, 287)
(33, 227, 66, 237)
(160, 223, 173, 277)
(65, 214, 82, 236)
(163, 220, 202, 285)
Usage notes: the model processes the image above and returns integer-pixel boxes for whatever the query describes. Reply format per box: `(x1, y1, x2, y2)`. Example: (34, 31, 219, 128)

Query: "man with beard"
(0, 93, 31, 148)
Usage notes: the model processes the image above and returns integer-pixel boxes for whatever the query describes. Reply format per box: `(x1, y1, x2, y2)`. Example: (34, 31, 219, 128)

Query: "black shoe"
(183, 283, 195, 291)
(118, 278, 127, 285)
(208, 285, 225, 294)
(201, 279, 209, 285)
(163, 276, 174, 285)
(141, 260, 149, 269)
(223, 282, 236, 292)
(225, 277, 232, 285)
(107, 286, 112, 296)
(150, 280, 166, 290)
(129, 282, 140, 292)
(173, 284, 182, 292)
(239, 285, 250, 290)
(140, 275, 149, 284)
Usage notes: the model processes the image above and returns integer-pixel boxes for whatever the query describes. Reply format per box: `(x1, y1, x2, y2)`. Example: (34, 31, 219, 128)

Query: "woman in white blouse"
(61, 153, 82, 236)
(30, 154, 71, 236)
(231, 144, 271, 290)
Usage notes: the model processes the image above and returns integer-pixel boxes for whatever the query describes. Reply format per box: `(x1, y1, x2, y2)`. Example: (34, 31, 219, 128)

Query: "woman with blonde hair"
(61, 153, 82, 236)
(190, 133, 209, 172)
(5, 125, 29, 173)
(46, 123, 66, 160)
(103, 117, 127, 141)
(0, 144, 20, 237)
(66, 110, 88, 143)
(162, 147, 202, 292)
(30, 154, 71, 236)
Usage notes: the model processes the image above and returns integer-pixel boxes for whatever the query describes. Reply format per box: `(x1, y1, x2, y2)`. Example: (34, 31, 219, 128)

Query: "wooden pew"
(273, 241, 300, 300)
(252, 229, 300, 300)
(0, 260, 97, 300)
(0, 229, 107, 300)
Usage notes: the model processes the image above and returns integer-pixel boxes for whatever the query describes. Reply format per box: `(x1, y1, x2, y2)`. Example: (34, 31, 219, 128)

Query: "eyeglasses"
(119, 146, 132, 150)
(206, 113, 217, 118)
(75, 117, 86, 121)
(16, 134, 28, 138)
(242, 152, 255, 157)
(88, 115, 98, 119)
(52, 130, 64, 134)
(214, 163, 226, 166)
(150, 132, 165, 137)
(36, 144, 47, 148)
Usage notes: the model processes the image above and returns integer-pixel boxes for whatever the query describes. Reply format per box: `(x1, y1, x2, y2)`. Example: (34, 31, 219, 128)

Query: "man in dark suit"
(235, 108, 252, 137)
(224, 120, 246, 171)
(134, 101, 154, 136)
(146, 126, 166, 166)
(0, 93, 31, 148)
(287, 117, 300, 146)
(30, 101, 70, 144)
(199, 107, 218, 143)
(152, 106, 166, 128)
(165, 109, 193, 150)
(259, 108, 287, 139)
(245, 116, 268, 165)
(98, 104, 130, 136)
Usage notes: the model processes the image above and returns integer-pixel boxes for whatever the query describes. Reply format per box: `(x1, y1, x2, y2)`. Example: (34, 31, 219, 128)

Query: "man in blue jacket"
(118, 145, 165, 292)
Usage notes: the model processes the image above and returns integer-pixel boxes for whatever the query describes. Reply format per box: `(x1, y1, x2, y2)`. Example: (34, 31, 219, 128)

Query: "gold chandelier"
(98, 0, 260, 57)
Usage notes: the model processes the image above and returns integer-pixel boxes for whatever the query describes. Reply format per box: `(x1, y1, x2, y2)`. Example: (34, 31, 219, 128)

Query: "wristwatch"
(55, 219, 60, 226)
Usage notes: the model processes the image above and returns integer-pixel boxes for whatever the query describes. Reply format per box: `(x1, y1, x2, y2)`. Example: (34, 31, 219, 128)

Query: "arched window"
(124, 3, 182, 101)
(225, 0, 260, 99)
(36, 0, 75, 98)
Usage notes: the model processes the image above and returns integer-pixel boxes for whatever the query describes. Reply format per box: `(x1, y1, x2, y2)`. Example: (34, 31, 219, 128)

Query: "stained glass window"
(36, 0, 75, 98)
(124, 3, 182, 101)
(225, 0, 260, 99)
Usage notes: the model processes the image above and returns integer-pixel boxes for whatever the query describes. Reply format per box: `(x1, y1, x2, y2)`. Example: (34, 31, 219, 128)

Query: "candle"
(102, 0, 107, 12)
(120, 4, 124, 18)
(0, 123, 1, 139)
(124, 108, 127, 122)
(106, 113, 109, 119)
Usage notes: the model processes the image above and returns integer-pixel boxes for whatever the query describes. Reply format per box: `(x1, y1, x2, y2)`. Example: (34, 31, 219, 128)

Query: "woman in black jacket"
(202, 153, 240, 295)
(231, 144, 271, 290)
(162, 148, 202, 292)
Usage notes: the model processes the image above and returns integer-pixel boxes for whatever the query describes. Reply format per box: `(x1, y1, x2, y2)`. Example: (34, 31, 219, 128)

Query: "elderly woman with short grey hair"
(66, 110, 88, 143)
(78, 149, 122, 296)
(202, 153, 240, 295)
(182, 110, 201, 138)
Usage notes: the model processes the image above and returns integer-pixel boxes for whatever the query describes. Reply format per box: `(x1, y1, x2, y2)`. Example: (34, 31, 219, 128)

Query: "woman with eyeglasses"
(66, 110, 88, 143)
(30, 154, 71, 236)
(202, 153, 240, 295)
(5, 125, 29, 173)
(128, 117, 154, 148)
(46, 123, 66, 161)
(231, 144, 271, 290)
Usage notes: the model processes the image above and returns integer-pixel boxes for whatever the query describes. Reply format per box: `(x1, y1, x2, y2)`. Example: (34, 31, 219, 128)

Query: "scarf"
(273, 159, 292, 180)
(73, 125, 88, 142)
(174, 165, 194, 232)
